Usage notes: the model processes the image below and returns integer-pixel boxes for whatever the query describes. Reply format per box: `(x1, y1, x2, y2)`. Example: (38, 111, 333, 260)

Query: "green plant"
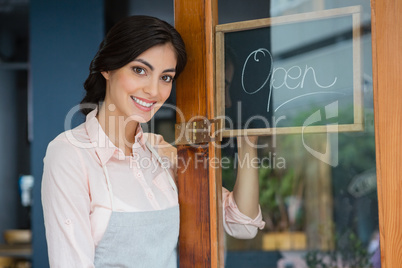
(259, 167, 300, 231)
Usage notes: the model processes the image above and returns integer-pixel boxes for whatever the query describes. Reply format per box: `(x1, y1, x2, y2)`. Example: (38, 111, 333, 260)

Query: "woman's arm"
(232, 136, 260, 219)
(222, 136, 265, 239)
(42, 138, 95, 268)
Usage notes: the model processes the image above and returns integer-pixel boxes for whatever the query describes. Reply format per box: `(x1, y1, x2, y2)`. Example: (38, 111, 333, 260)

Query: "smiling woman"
(41, 15, 265, 268)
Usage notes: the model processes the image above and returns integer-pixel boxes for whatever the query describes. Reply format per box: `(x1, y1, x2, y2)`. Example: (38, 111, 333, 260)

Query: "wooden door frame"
(371, 0, 402, 266)
(174, 0, 402, 267)
(174, 0, 222, 267)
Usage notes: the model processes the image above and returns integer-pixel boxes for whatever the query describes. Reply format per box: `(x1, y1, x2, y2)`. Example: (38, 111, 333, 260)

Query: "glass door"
(217, 1, 379, 267)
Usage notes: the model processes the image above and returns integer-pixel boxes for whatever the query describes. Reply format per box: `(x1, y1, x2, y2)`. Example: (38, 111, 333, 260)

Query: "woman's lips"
(131, 96, 156, 111)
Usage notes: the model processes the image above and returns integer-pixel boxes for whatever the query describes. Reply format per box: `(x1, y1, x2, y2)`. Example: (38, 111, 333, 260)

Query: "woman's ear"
(101, 71, 109, 80)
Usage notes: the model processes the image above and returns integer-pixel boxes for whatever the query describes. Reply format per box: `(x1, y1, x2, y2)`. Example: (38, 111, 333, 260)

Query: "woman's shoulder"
(45, 123, 90, 162)
(52, 122, 89, 144)
(143, 132, 177, 161)
(143, 132, 176, 149)
(43, 124, 89, 190)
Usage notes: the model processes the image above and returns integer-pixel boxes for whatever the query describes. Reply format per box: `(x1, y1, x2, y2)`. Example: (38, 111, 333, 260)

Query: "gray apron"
(94, 142, 179, 268)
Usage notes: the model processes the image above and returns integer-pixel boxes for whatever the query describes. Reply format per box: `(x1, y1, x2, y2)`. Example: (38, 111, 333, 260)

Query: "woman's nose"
(143, 78, 159, 97)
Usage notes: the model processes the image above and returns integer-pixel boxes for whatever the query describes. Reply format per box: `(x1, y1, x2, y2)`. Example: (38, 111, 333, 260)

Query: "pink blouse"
(42, 109, 265, 267)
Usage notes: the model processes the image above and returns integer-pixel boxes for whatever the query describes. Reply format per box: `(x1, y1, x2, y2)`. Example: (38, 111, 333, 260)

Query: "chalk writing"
(241, 48, 273, 94)
(241, 48, 338, 112)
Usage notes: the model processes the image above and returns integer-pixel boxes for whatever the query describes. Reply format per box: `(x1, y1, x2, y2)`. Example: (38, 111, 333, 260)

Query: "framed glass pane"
(218, 1, 379, 267)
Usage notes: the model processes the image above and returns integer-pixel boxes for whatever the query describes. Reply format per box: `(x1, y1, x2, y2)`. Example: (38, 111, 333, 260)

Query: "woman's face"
(102, 43, 177, 123)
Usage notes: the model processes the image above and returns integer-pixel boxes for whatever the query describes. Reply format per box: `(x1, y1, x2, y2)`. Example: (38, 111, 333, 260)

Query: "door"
(174, 0, 402, 267)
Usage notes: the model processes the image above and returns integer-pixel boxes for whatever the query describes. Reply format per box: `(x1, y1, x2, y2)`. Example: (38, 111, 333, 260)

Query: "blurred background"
(0, 1, 177, 267)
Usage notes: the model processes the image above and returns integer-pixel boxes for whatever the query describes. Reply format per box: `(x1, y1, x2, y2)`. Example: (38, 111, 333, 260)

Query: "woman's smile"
(131, 96, 157, 111)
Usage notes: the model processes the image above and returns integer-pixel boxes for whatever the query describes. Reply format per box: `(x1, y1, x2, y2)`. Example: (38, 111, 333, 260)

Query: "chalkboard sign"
(215, 6, 363, 137)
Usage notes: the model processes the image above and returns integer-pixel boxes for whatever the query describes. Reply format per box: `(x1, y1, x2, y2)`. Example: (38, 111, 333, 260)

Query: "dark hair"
(80, 15, 187, 115)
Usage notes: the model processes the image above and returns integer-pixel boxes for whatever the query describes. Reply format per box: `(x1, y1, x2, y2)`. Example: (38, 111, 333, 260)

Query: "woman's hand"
(233, 136, 260, 219)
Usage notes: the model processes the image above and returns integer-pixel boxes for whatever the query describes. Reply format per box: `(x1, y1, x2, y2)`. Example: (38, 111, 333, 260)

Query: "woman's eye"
(161, 75, 173, 83)
(132, 67, 146, 75)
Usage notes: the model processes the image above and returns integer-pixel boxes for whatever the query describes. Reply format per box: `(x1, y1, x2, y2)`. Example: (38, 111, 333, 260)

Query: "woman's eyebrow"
(163, 68, 176, 73)
(134, 59, 154, 71)
(134, 59, 176, 73)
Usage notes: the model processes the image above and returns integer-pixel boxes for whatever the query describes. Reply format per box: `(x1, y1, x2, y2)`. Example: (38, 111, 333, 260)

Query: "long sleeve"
(42, 139, 95, 268)
(222, 188, 265, 239)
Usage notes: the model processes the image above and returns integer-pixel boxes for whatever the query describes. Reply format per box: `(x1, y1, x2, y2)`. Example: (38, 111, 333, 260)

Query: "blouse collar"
(85, 108, 147, 166)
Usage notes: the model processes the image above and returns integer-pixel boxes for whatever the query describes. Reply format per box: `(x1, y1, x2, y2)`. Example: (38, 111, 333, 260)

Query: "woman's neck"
(97, 104, 139, 156)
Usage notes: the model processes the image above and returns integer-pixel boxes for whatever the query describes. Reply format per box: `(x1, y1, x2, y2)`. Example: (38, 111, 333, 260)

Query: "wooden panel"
(176, 145, 211, 266)
(215, 6, 360, 32)
(371, 0, 402, 266)
(174, 0, 221, 267)
(175, 0, 207, 121)
(205, 0, 223, 267)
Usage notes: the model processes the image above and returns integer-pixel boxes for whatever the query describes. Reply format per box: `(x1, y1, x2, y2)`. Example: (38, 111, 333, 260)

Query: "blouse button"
(65, 219, 72, 225)
(136, 172, 141, 178)
(147, 192, 154, 199)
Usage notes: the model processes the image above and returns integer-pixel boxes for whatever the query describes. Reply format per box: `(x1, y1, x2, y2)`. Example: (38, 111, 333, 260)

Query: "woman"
(42, 15, 264, 267)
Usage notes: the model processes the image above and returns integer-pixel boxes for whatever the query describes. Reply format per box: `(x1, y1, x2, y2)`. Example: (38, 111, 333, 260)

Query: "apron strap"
(102, 164, 115, 211)
(145, 142, 178, 194)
